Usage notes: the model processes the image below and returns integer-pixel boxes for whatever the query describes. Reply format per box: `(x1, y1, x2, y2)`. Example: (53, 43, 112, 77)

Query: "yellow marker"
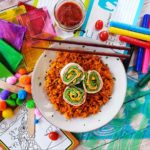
(109, 27, 150, 42)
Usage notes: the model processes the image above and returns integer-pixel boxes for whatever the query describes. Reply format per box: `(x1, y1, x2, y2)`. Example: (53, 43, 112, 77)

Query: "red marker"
(119, 36, 150, 49)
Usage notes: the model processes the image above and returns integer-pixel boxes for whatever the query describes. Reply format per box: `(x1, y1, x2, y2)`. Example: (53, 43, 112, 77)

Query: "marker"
(142, 48, 150, 74)
(135, 15, 150, 72)
(135, 47, 144, 72)
(119, 36, 150, 49)
(142, 20, 150, 74)
(109, 27, 150, 42)
(110, 21, 150, 35)
(137, 73, 150, 88)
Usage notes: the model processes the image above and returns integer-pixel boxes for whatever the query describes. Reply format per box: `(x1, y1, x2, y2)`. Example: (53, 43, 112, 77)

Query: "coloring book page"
(0, 106, 72, 150)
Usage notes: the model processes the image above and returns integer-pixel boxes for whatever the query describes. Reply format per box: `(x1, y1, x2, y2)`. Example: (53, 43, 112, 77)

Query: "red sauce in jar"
(55, 2, 83, 28)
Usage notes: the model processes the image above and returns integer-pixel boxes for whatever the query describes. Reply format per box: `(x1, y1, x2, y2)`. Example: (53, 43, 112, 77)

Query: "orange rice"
(44, 52, 114, 119)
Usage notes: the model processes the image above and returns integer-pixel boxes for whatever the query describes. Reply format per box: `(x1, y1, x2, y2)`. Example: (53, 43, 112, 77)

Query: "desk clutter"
(0, 0, 150, 149)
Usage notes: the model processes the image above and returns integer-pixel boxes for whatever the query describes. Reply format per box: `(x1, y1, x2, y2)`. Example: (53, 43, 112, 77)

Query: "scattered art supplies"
(0, 39, 23, 72)
(113, 14, 150, 74)
(0, 19, 26, 50)
(0, 5, 26, 24)
(17, 7, 56, 39)
(142, 16, 150, 74)
(135, 15, 150, 73)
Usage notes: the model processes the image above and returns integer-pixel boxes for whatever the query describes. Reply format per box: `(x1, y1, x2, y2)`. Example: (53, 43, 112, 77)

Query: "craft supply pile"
(0, 0, 150, 148)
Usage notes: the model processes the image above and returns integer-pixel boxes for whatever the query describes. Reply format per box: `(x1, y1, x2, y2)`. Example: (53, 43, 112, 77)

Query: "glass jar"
(54, 0, 86, 32)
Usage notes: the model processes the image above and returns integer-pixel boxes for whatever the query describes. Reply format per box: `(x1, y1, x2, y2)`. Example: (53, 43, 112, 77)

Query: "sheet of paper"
(111, 0, 144, 25)
(0, 5, 26, 23)
(0, 0, 30, 11)
(0, 19, 26, 50)
(0, 106, 72, 150)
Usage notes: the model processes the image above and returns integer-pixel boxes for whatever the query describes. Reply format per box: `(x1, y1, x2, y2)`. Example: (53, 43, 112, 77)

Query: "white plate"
(32, 37, 127, 133)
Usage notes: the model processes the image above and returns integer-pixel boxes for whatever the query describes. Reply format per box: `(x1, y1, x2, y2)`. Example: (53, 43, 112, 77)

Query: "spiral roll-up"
(60, 63, 84, 85)
(63, 86, 86, 106)
(83, 70, 103, 94)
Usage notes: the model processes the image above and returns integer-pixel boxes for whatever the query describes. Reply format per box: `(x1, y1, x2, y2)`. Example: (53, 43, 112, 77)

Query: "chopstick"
(30, 37, 131, 51)
(32, 46, 130, 58)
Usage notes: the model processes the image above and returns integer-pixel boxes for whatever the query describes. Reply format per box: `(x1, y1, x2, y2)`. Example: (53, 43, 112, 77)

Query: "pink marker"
(142, 21, 150, 74)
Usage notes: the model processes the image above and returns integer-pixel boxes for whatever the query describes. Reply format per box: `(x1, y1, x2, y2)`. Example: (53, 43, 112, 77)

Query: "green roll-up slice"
(60, 63, 84, 85)
(83, 70, 103, 94)
(63, 86, 86, 106)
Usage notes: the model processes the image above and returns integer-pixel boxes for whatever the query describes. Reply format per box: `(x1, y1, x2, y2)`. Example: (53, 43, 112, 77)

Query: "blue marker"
(110, 20, 150, 35)
(135, 14, 150, 72)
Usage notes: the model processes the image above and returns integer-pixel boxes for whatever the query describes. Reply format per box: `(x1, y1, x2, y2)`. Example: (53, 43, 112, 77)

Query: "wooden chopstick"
(32, 46, 130, 58)
(30, 37, 131, 51)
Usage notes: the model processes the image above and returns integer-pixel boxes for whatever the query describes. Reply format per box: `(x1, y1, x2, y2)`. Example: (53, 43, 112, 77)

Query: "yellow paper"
(0, 5, 26, 23)
(109, 27, 150, 42)
(21, 39, 50, 72)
